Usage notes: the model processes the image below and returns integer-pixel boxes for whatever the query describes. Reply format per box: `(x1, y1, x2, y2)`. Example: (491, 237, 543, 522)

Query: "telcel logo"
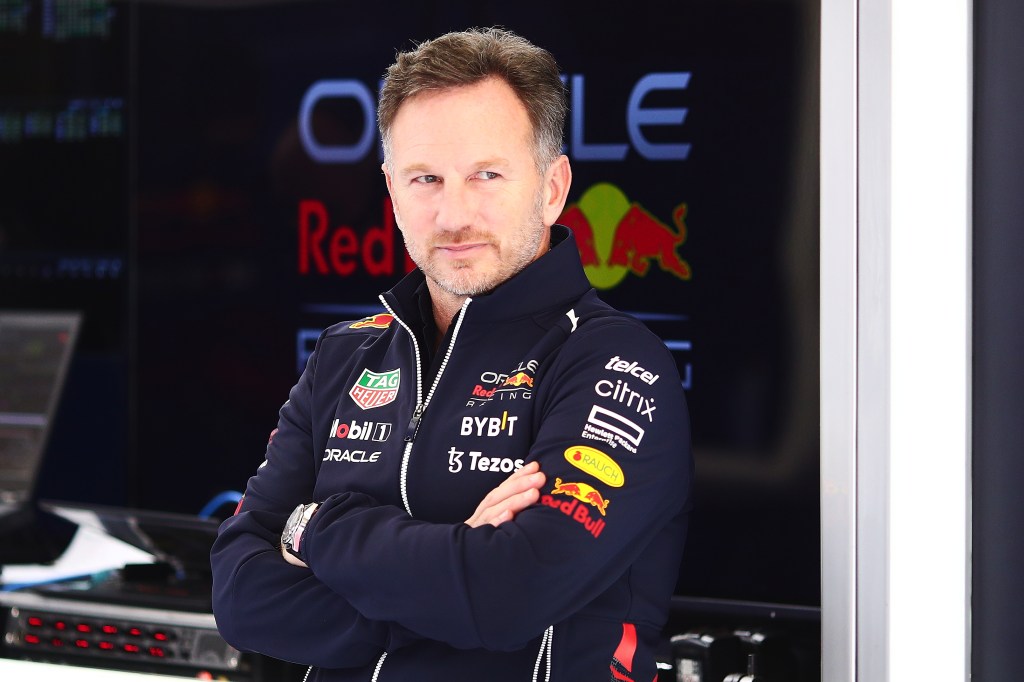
(298, 73, 690, 164)
(605, 356, 659, 385)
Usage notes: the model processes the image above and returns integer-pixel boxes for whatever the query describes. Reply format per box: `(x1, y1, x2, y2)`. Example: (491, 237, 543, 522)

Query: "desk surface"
(0, 657, 196, 680)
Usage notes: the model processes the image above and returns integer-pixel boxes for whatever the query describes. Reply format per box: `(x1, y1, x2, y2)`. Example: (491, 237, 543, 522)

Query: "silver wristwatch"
(281, 502, 319, 559)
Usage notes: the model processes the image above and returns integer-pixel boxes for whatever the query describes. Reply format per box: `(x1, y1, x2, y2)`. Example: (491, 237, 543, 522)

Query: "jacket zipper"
(379, 294, 472, 516)
(531, 625, 554, 682)
(363, 296, 471, 681)
(314, 296, 550, 682)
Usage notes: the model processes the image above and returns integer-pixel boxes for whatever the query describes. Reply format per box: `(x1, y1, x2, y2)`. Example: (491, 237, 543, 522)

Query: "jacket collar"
(382, 225, 592, 323)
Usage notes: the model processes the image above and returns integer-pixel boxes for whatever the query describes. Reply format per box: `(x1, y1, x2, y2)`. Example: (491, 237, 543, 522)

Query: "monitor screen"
(0, 312, 80, 503)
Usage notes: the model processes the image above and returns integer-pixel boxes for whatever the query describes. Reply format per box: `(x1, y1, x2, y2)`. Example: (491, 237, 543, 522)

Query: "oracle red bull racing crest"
(349, 368, 400, 410)
(559, 182, 691, 290)
(465, 359, 537, 408)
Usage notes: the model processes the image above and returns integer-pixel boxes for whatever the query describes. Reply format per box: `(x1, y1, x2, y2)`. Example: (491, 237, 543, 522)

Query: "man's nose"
(436, 182, 476, 231)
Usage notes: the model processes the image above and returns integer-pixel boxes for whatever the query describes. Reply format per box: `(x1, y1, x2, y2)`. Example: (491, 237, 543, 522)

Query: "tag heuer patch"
(349, 368, 400, 410)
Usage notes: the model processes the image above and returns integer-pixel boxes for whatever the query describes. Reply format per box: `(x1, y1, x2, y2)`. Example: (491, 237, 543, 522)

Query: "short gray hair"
(378, 27, 567, 172)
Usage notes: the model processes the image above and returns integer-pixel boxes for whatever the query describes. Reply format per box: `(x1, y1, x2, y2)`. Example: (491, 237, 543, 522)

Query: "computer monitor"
(0, 311, 81, 509)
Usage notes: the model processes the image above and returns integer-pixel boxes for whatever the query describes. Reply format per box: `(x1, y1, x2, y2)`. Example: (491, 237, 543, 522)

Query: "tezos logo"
(349, 368, 400, 410)
(447, 447, 524, 474)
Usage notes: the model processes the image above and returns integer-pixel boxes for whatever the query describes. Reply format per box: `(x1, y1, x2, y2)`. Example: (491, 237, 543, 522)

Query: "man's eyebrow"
(474, 157, 511, 169)
(397, 163, 432, 177)
(396, 158, 513, 178)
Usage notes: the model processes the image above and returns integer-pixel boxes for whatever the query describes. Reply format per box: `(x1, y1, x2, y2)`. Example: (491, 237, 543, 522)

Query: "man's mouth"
(436, 242, 490, 254)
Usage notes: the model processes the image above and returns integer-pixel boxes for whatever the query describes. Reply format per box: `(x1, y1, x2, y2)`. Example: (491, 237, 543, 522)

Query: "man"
(211, 27, 692, 682)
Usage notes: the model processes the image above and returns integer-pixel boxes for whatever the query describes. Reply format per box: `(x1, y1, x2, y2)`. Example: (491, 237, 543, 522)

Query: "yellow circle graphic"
(563, 445, 625, 488)
(578, 183, 630, 290)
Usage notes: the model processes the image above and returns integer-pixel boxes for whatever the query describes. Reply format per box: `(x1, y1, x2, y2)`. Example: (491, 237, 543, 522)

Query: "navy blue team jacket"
(210, 226, 693, 682)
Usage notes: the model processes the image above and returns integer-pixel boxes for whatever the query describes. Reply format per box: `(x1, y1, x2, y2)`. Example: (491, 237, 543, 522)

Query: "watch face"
(282, 504, 304, 546)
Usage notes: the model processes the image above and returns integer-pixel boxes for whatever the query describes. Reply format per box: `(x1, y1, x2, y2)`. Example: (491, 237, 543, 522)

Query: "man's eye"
(474, 171, 499, 180)
(414, 175, 439, 184)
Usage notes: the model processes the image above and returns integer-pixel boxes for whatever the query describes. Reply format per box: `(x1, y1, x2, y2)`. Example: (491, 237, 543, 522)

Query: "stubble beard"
(402, 194, 548, 298)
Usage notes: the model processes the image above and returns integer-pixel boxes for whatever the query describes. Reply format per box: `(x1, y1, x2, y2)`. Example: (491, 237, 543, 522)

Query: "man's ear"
(541, 155, 572, 226)
(382, 162, 403, 228)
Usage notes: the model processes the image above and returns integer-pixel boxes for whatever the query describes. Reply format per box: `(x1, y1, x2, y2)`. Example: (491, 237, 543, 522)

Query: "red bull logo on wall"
(560, 183, 691, 290)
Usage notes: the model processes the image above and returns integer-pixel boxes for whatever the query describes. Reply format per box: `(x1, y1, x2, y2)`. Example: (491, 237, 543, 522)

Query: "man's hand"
(464, 461, 546, 528)
(281, 545, 309, 568)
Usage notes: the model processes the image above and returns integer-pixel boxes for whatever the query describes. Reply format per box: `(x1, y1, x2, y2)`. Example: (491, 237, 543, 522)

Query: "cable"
(198, 491, 243, 520)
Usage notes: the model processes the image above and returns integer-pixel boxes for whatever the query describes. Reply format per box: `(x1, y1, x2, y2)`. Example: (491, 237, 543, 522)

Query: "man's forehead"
(389, 80, 534, 167)
(393, 77, 526, 122)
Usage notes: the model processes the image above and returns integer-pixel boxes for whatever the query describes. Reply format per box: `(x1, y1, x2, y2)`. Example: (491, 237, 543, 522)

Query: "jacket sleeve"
(298, 319, 693, 651)
(209, 336, 418, 667)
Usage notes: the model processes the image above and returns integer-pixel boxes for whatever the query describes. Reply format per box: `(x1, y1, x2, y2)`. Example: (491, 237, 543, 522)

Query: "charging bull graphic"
(559, 182, 691, 290)
(350, 313, 394, 329)
(502, 372, 534, 388)
(551, 477, 611, 516)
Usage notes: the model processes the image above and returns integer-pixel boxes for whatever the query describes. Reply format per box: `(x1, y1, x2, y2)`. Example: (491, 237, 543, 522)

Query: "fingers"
(464, 462, 546, 528)
(478, 463, 543, 507)
(466, 486, 541, 529)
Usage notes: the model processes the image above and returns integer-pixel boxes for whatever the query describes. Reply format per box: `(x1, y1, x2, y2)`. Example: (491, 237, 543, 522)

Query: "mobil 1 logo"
(329, 418, 392, 443)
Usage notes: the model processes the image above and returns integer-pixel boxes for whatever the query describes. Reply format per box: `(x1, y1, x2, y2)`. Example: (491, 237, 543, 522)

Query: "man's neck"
(425, 281, 468, 341)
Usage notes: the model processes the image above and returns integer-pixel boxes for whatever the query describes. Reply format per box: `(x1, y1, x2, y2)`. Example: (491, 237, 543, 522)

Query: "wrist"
(281, 502, 319, 562)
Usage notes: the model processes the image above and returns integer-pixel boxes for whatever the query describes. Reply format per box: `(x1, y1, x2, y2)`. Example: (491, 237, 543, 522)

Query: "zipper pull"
(404, 403, 425, 442)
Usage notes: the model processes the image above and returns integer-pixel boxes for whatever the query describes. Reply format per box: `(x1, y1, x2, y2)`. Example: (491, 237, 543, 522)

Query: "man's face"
(383, 77, 570, 298)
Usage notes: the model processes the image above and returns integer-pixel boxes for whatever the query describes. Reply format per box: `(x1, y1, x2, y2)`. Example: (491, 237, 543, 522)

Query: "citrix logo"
(594, 379, 656, 421)
(330, 418, 392, 442)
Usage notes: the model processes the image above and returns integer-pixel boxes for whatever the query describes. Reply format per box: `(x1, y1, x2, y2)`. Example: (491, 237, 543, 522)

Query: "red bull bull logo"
(350, 313, 394, 329)
(559, 183, 691, 290)
(540, 488, 607, 539)
(502, 372, 534, 388)
(551, 477, 611, 516)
